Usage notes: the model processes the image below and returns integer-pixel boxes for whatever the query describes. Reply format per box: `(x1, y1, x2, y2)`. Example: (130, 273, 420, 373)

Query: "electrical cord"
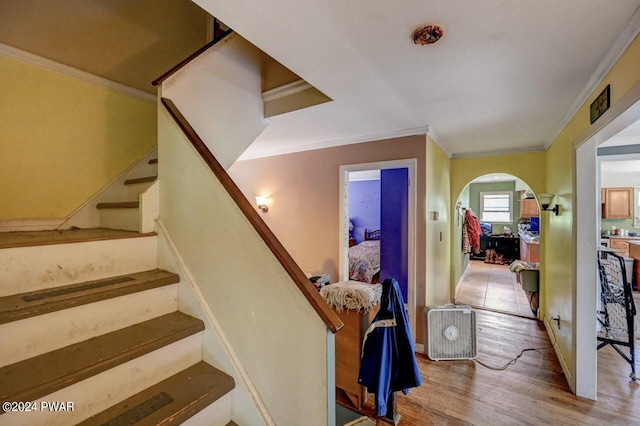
(473, 318, 557, 371)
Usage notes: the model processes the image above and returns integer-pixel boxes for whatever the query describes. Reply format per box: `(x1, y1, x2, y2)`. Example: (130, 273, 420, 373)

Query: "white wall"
(158, 106, 331, 424)
(600, 171, 640, 187)
(161, 33, 268, 170)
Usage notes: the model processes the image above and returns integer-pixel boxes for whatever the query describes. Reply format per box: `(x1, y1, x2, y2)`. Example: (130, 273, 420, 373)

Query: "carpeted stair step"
(0, 311, 204, 405)
(0, 269, 179, 325)
(78, 361, 235, 425)
(124, 176, 157, 185)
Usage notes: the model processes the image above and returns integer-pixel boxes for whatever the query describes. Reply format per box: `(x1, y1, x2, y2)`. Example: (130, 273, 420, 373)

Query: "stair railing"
(160, 97, 342, 333)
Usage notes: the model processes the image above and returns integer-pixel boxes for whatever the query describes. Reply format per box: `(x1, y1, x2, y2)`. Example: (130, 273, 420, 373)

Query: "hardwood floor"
(403, 310, 639, 425)
(343, 310, 639, 425)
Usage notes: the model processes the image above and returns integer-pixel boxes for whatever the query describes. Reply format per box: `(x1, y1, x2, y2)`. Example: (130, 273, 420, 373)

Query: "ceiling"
(194, 0, 640, 160)
(599, 112, 640, 177)
(0, 0, 211, 93)
(2, 1, 640, 160)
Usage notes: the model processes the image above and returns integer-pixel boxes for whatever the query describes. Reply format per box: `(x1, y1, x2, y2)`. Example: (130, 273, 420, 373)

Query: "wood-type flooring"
(395, 310, 639, 425)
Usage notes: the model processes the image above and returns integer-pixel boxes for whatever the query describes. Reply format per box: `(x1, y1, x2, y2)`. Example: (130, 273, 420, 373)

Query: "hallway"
(455, 260, 535, 318)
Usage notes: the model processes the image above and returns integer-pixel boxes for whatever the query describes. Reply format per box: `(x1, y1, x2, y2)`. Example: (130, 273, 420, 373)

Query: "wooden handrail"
(160, 97, 343, 333)
(152, 29, 234, 87)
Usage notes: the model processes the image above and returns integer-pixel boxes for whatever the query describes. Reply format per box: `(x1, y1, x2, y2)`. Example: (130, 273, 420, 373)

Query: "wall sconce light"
(255, 196, 269, 213)
(538, 193, 560, 215)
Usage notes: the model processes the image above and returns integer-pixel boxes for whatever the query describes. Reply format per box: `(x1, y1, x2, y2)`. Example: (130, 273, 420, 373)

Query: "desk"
(480, 235, 520, 261)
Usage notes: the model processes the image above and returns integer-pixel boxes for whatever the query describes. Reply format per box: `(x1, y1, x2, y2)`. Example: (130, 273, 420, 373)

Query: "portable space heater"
(424, 304, 477, 361)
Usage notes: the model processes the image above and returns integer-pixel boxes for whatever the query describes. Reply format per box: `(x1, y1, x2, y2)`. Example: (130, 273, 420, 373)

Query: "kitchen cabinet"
(520, 238, 540, 263)
(520, 199, 539, 217)
(602, 187, 633, 219)
(519, 191, 539, 218)
(610, 237, 631, 257)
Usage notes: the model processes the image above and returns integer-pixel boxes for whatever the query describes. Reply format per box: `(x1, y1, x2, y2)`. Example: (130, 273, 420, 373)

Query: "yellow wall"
(0, 55, 157, 220)
(543, 33, 640, 382)
(425, 136, 451, 305)
(451, 151, 546, 199)
(422, 136, 452, 343)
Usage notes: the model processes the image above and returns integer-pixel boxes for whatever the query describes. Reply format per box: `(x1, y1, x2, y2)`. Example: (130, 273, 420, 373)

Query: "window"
(480, 191, 512, 223)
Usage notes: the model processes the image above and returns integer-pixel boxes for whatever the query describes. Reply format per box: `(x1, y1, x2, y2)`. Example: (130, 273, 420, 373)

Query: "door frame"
(339, 159, 418, 341)
(574, 81, 640, 399)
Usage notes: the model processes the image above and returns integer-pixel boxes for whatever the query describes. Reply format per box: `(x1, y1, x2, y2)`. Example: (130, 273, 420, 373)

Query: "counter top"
(604, 235, 640, 240)
(519, 232, 540, 245)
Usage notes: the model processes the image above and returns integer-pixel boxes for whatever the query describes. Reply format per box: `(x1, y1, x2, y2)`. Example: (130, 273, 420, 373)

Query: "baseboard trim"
(155, 219, 274, 425)
(0, 218, 65, 232)
(543, 316, 574, 393)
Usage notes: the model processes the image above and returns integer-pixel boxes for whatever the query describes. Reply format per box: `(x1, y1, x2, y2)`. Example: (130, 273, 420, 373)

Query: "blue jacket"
(358, 278, 422, 416)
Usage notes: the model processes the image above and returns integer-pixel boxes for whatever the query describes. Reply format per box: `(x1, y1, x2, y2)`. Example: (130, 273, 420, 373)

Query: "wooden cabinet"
(519, 191, 539, 218)
(602, 187, 633, 219)
(520, 238, 540, 263)
(334, 306, 379, 410)
(610, 238, 631, 257)
(520, 199, 539, 217)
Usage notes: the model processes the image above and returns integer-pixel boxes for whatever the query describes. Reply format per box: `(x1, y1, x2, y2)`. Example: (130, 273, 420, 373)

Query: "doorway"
(339, 159, 417, 341)
(454, 173, 542, 319)
(574, 83, 640, 399)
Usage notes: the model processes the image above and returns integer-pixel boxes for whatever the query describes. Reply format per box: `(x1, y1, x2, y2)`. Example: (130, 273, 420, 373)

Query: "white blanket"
(320, 280, 382, 312)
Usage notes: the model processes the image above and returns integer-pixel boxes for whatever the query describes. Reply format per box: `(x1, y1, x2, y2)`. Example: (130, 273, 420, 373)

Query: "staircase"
(96, 157, 159, 232)
(0, 228, 236, 425)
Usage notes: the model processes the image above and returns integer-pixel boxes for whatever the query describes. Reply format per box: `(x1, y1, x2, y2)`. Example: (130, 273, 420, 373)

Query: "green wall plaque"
(590, 84, 610, 124)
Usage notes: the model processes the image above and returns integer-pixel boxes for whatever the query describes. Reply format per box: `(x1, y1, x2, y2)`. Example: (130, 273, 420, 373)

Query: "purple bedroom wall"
(380, 168, 409, 302)
(348, 179, 381, 244)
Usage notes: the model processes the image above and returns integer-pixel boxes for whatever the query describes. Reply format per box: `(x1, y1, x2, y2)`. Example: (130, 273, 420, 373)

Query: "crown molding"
(451, 145, 546, 160)
(0, 43, 156, 103)
(545, 5, 640, 149)
(262, 79, 313, 102)
(238, 125, 430, 161)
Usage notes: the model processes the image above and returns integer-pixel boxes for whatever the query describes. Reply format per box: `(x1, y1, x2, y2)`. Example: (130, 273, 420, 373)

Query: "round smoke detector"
(412, 24, 444, 45)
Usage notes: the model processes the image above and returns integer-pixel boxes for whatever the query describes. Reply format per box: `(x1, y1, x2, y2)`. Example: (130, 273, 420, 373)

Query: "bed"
(348, 228, 381, 283)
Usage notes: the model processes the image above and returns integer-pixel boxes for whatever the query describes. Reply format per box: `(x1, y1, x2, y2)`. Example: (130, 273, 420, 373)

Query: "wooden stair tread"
(0, 269, 179, 325)
(0, 312, 204, 403)
(0, 228, 155, 249)
(124, 176, 157, 185)
(96, 201, 140, 209)
(149, 158, 158, 164)
(78, 361, 234, 425)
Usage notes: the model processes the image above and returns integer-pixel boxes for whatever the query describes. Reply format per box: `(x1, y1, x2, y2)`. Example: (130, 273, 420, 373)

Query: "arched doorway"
(453, 173, 543, 319)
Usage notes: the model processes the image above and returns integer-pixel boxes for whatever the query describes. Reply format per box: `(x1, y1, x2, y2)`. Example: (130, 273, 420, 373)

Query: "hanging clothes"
(465, 209, 482, 252)
(358, 278, 422, 416)
(462, 221, 471, 253)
